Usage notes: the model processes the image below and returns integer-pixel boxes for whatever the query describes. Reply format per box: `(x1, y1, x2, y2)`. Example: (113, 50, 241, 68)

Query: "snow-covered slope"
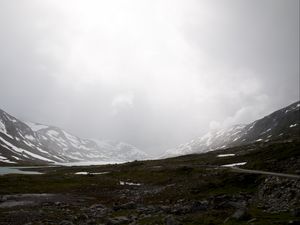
(165, 101, 300, 157)
(0, 109, 148, 164)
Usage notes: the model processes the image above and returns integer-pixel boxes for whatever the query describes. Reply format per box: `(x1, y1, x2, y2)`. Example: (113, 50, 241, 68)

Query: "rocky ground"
(0, 139, 300, 225)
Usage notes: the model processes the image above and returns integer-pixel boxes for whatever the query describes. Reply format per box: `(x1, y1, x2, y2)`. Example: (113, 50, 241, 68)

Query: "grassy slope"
(0, 139, 299, 224)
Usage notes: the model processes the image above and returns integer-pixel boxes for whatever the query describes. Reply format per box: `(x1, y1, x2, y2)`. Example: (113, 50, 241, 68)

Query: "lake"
(0, 167, 44, 175)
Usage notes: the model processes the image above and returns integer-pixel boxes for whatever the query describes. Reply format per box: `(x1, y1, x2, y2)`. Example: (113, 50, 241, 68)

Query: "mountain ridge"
(0, 108, 148, 165)
(164, 101, 300, 157)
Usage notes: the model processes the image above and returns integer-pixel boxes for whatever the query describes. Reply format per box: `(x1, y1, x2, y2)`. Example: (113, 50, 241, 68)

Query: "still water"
(0, 167, 44, 175)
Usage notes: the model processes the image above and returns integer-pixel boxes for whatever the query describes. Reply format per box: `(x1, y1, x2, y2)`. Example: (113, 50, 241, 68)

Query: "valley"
(1, 102, 299, 224)
(1, 1, 299, 224)
(1, 138, 299, 225)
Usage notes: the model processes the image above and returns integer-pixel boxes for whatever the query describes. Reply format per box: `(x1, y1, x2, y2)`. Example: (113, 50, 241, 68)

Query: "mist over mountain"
(0, 0, 299, 155)
(0, 2, 299, 224)
(1, 101, 299, 165)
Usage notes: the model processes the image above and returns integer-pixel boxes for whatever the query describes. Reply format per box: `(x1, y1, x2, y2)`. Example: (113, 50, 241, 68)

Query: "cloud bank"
(0, 0, 299, 155)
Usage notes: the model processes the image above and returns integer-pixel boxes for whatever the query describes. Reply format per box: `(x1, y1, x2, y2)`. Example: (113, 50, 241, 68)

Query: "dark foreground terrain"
(0, 139, 300, 225)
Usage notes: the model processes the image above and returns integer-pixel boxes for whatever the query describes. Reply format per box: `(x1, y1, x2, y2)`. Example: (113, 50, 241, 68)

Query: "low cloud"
(0, 0, 298, 155)
(111, 92, 135, 115)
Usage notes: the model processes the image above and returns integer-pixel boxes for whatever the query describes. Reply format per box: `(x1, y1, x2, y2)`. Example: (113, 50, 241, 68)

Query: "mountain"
(165, 101, 300, 157)
(0, 109, 148, 165)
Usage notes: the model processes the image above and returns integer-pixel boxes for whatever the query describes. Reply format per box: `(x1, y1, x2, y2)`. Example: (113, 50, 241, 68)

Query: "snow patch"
(221, 162, 247, 167)
(247, 122, 256, 130)
(36, 147, 49, 154)
(0, 120, 13, 139)
(217, 154, 235, 158)
(0, 120, 6, 133)
(63, 131, 80, 146)
(261, 128, 271, 135)
(0, 156, 16, 164)
(0, 136, 24, 154)
(22, 151, 54, 162)
(285, 104, 300, 113)
(25, 135, 35, 141)
(22, 140, 35, 148)
(119, 181, 141, 186)
(232, 137, 239, 142)
(0, 136, 53, 162)
(11, 156, 21, 160)
(24, 121, 49, 132)
(75, 172, 109, 175)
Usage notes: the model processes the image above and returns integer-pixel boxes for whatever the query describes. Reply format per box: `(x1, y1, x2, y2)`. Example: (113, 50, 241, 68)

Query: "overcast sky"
(0, 0, 299, 155)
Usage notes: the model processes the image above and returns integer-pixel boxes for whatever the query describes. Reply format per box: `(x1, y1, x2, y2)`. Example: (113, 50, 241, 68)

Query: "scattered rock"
(113, 201, 137, 210)
(89, 204, 106, 210)
(231, 208, 250, 221)
(0, 196, 8, 202)
(258, 177, 300, 213)
(190, 200, 209, 212)
(77, 213, 89, 221)
(164, 215, 180, 225)
(247, 218, 257, 223)
(288, 221, 300, 225)
(107, 216, 131, 225)
(291, 208, 300, 217)
(86, 219, 97, 225)
(59, 220, 74, 225)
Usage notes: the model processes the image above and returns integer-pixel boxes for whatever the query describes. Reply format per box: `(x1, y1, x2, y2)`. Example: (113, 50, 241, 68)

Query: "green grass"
(0, 139, 299, 224)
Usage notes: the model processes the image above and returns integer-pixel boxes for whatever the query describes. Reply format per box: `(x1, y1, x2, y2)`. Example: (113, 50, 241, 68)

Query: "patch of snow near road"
(119, 181, 141, 186)
(75, 172, 109, 175)
(217, 154, 235, 158)
(221, 162, 247, 167)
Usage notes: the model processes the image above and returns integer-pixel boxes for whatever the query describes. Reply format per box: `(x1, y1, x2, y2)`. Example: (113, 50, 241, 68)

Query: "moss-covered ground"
(0, 139, 299, 224)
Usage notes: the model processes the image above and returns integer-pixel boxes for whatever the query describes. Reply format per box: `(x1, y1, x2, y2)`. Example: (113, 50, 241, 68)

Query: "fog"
(0, 0, 299, 155)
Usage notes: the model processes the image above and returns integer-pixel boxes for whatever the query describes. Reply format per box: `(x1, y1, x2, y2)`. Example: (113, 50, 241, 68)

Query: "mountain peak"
(165, 101, 300, 157)
(0, 109, 148, 165)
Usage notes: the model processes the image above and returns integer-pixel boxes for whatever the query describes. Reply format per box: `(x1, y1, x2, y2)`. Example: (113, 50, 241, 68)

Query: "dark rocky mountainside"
(0, 109, 148, 165)
(166, 101, 300, 157)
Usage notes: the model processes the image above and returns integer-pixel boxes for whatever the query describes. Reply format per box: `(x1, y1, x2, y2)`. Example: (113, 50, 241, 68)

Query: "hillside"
(165, 101, 300, 157)
(0, 109, 148, 165)
(0, 137, 299, 224)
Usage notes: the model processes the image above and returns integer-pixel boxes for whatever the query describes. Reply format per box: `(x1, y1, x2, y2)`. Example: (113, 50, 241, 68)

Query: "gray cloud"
(0, 0, 299, 155)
